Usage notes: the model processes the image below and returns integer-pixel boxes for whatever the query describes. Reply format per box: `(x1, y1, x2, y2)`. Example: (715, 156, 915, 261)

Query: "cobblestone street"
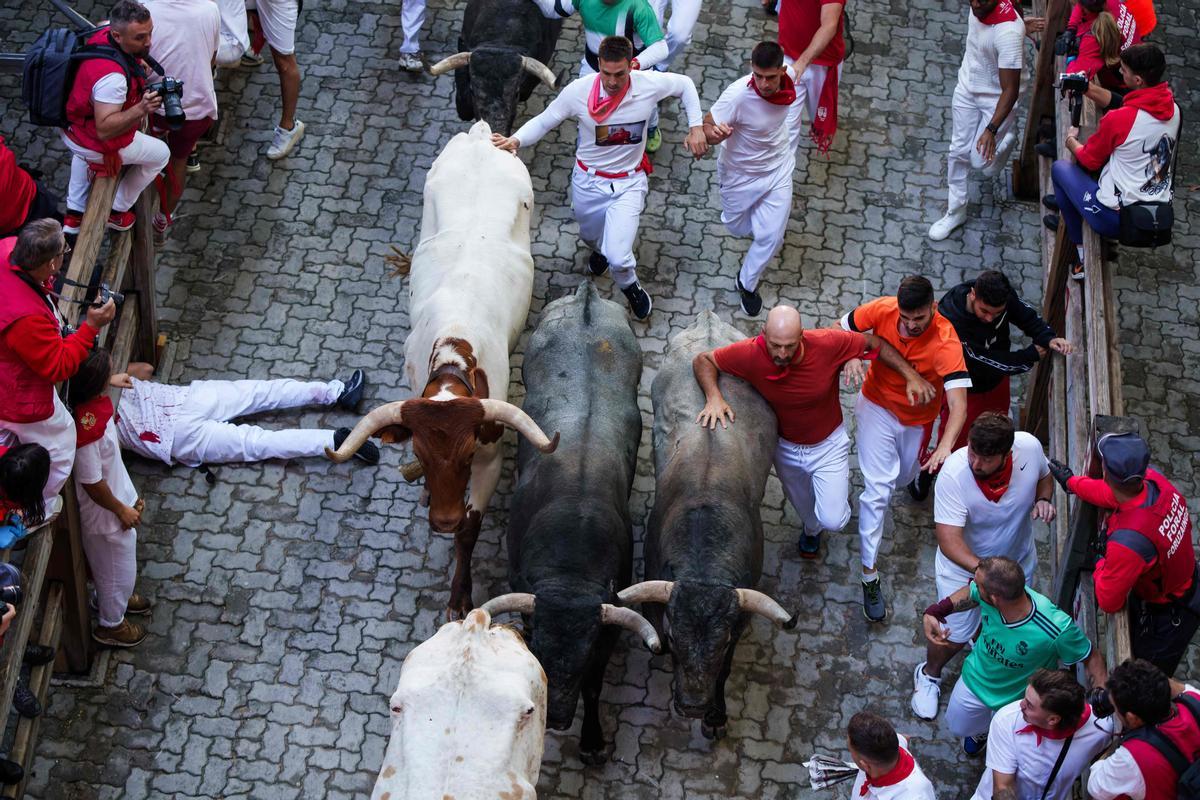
(0, 0, 1197, 795)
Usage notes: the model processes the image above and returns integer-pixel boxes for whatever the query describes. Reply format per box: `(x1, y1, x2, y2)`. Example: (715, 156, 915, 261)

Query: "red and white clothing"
(709, 69, 797, 291)
(144, 0, 221, 123)
(713, 330, 867, 535)
(945, 3, 1025, 212)
(0, 136, 37, 235)
(511, 71, 702, 289)
(245, 0, 299, 55)
(116, 376, 345, 466)
(933, 432, 1049, 642)
(850, 735, 937, 800)
(971, 701, 1111, 800)
(778, 0, 845, 152)
(1088, 686, 1200, 800)
(1066, 0, 1139, 82)
(215, 0, 251, 65)
(1074, 82, 1180, 211)
(73, 397, 139, 628)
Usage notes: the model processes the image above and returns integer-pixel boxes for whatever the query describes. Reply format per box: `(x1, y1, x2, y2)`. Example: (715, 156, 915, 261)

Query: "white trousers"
(773, 424, 852, 535)
(945, 677, 994, 738)
(216, 0, 251, 65)
(81, 527, 137, 628)
(718, 159, 794, 291)
(61, 130, 170, 214)
(249, 0, 299, 55)
(171, 378, 341, 466)
(854, 394, 924, 570)
(785, 63, 839, 151)
(946, 84, 1017, 212)
(401, 0, 427, 53)
(571, 166, 648, 289)
(0, 393, 76, 509)
(650, 0, 702, 67)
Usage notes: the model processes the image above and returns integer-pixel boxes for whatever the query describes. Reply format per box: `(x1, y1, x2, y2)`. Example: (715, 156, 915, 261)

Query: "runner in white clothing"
(912, 413, 1056, 720)
(847, 712, 938, 800)
(492, 35, 707, 320)
(929, 0, 1028, 241)
(703, 40, 796, 316)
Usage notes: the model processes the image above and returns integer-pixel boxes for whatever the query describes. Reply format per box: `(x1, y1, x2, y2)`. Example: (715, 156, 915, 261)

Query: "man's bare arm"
(693, 351, 735, 429)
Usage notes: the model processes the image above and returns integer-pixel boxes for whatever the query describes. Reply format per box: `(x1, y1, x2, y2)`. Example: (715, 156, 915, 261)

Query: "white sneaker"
(983, 131, 1018, 178)
(266, 120, 306, 160)
(928, 208, 967, 241)
(911, 662, 942, 720)
(398, 52, 424, 72)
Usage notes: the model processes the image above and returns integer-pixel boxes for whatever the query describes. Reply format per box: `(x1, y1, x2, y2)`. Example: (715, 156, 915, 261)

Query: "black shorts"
(22, 180, 63, 227)
(1131, 585, 1200, 676)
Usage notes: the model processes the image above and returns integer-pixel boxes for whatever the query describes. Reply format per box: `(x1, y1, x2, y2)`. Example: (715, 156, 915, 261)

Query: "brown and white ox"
(328, 121, 557, 617)
(371, 608, 548, 800)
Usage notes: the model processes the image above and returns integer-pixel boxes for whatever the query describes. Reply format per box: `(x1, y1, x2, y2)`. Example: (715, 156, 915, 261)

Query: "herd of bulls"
(337, 124, 801, 797)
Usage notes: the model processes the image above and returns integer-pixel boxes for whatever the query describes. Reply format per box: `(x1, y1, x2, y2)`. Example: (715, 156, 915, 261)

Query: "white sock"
(862, 571, 879, 584)
(1076, 245, 1084, 262)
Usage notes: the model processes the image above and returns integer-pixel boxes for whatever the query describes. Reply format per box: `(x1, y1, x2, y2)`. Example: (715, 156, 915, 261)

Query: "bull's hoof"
(700, 722, 727, 741)
(578, 747, 608, 766)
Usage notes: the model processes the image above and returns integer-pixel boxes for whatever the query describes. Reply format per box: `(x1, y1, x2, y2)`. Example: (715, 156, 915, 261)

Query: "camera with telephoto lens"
(146, 77, 186, 131)
(1057, 72, 1090, 126)
(0, 562, 24, 608)
(92, 283, 125, 308)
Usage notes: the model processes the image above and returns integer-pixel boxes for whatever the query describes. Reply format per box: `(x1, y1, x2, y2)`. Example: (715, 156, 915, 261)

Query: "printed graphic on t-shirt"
(595, 123, 644, 146)
(1141, 133, 1175, 195)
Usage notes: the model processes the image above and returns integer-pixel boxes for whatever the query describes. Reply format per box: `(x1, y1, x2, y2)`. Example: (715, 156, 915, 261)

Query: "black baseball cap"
(1097, 432, 1150, 483)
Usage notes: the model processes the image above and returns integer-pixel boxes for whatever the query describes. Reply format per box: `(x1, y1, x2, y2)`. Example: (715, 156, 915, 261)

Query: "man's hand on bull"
(696, 397, 735, 430)
(684, 126, 709, 159)
(490, 133, 520, 153)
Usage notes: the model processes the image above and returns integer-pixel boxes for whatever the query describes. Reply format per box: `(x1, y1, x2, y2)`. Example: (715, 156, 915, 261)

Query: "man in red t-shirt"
(693, 304, 933, 561)
(778, 0, 845, 153)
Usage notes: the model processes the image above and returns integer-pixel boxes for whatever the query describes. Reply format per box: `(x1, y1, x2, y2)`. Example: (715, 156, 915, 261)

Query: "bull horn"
(519, 56, 556, 89)
(429, 51, 471, 76)
(479, 399, 560, 453)
(325, 401, 406, 462)
(736, 588, 798, 629)
(480, 593, 536, 616)
(617, 580, 673, 606)
(601, 604, 661, 653)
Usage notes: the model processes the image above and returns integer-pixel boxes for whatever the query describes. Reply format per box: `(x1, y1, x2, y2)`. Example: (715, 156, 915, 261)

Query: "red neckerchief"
(981, 0, 1019, 24)
(975, 453, 1014, 502)
(588, 75, 632, 123)
(754, 334, 798, 381)
(74, 396, 114, 448)
(811, 68, 839, 154)
(1016, 704, 1091, 746)
(860, 748, 915, 795)
(749, 73, 797, 105)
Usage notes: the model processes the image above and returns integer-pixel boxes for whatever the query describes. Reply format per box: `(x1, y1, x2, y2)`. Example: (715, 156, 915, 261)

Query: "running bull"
(329, 122, 558, 617)
(429, 0, 561, 135)
(481, 282, 657, 765)
(620, 311, 797, 740)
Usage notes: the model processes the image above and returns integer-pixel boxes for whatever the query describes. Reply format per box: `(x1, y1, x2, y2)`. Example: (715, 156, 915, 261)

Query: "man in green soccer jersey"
(921, 556, 1108, 756)
(532, 0, 671, 151)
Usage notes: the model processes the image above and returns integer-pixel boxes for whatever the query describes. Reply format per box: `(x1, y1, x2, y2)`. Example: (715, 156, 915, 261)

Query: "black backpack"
(22, 25, 136, 128)
(1125, 693, 1200, 800)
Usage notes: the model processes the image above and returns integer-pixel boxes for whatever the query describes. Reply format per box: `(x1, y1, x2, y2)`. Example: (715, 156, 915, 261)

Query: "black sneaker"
(186, 152, 201, 173)
(963, 733, 988, 756)
(0, 759, 22, 786)
(1043, 213, 1061, 233)
(862, 578, 886, 622)
(735, 276, 763, 316)
(23, 644, 54, 667)
(1035, 141, 1056, 159)
(1041, 193, 1059, 212)
(588, 251, 609, 276)
(336, 369, 366, 411)
(333, 428, 381, 465)
(621, 282, 653, 320)
(12, 685, 40, 719)
(798, 531, 821, 559)
(907, 470, 933, 502)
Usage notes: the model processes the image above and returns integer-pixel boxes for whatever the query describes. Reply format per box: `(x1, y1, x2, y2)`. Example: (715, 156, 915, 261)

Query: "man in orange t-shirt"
(693, 305, 934, 560)
(840, 276, 971, 622)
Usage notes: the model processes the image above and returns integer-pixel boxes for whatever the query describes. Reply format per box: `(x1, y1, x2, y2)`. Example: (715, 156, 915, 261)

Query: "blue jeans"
(1051, 159, 1121, 245)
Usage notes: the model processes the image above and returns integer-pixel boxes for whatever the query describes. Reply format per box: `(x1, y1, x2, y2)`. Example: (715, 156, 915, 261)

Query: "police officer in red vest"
(1088, 658, 1200, 800)
(0, 220, 116, 512)
(1050, 432, 1199, 675)
(59, 0, 170, 235)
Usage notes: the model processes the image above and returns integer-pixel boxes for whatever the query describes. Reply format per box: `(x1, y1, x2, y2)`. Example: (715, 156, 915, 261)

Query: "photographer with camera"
(1045, 44, 1179, 279)
(142, 0, 220, 242)
(59, 0, 171, 235)
(0, 220, 117, 512)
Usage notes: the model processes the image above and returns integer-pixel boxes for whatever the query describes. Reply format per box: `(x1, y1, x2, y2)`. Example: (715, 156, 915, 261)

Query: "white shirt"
(75, 421, 139, 536)
(957, 8, 1024, 96)
(708, 69, 797, 175)
(971, 701, 1113, 800)
(1087, 686, 1200, 800)
(93, 73, 128, 105)
(850, 736, 938, 800)
(144, 0, 221, 121)
(512, 70, 703, 175)
(115, 378, 191, 465)
(934, 432, 1049, 580)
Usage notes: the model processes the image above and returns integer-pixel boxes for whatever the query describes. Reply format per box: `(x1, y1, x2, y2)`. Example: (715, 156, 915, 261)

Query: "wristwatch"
(985, 122, 1000, 135)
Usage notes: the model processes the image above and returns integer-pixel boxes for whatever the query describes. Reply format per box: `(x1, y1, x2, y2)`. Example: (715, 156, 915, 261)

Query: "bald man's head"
(762, 305, 804, 366)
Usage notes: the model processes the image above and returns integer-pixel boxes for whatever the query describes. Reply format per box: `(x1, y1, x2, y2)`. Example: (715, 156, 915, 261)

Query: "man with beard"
(693, 305, 932, 565)
(911, 413, 1056, 725)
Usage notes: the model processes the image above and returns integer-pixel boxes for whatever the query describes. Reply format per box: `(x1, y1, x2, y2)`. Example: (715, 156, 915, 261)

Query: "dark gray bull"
(481, 282, 659, 764)
(620, 311, 797, 740)
(428, 0, 561, 135)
